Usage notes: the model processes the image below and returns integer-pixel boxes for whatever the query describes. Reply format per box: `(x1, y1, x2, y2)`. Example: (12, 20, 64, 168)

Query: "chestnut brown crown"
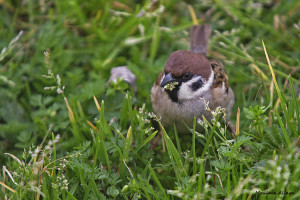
(164, 50, 212, 81)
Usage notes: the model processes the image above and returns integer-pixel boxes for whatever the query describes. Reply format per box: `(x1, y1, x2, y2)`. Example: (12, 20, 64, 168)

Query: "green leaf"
(234, 135, 252, 149)
(264, 125, 286, 149)
(107, 185, 119, 198)
(211, 159, 233, 171)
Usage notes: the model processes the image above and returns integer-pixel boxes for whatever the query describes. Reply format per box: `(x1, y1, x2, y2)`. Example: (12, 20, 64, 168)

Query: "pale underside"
(151, 73, 234, 133)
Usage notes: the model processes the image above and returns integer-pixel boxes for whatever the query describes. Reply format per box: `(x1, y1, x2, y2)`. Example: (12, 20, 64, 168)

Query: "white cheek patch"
(178, 71, 214, 100)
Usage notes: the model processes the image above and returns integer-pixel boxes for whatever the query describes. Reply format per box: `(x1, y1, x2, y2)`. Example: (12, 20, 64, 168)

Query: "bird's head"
(160, 50, 213, 102)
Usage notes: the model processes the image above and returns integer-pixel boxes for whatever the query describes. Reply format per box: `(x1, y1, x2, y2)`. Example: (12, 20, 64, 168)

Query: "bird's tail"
(189, 24, 211, 56)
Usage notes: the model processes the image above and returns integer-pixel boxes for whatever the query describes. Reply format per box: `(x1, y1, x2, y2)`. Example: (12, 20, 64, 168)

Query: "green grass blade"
(173, 124, 182, 155)
(148, 165, 169, 200)
(201, 118, 218, 159)
(138, 175, 160, 200)
(197, 159, 205, 192)
(120, 126, 132, 177)
(226, 171, 231, 196)
(156, 117, 187, 178)
(192, 117, 197, 175)
(120, 96, 129, 130)
(262, 40, 297, 138)
(136, 131, 158, 152)
(99, 100, 113, 137)
(288, 75, 299, 137)
(65, 191, 77, 200)
(136, 175, 152, 200)
(150, 16, 161, 60)
(274, 109, 291, 146)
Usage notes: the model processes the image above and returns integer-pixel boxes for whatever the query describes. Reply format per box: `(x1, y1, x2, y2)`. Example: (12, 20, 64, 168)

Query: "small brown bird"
(151, 24, 235, 134)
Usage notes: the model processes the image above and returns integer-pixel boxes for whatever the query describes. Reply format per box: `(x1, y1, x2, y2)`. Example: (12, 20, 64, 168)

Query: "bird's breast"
(151, 84, 213, 132)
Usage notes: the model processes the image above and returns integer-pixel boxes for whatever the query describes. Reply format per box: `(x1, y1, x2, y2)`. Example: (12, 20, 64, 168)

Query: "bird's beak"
(160, 73, 178, 88)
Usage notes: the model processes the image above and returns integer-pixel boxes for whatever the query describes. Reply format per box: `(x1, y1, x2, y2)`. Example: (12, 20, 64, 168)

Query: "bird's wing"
(208, 58, 230, 94)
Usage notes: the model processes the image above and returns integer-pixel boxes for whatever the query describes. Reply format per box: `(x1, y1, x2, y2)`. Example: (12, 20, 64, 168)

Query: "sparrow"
(151, 24, 235, 134)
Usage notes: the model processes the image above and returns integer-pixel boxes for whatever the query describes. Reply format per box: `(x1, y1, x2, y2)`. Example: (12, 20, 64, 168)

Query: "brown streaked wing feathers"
(209, 58, 229, 94)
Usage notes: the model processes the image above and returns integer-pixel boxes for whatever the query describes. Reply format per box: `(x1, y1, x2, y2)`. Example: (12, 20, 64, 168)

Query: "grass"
(0, 0, 299, 199)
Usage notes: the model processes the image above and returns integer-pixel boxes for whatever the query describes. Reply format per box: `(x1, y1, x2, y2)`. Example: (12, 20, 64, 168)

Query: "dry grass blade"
(64, 97, 75, 123)
(87, 120, 100, 133)
(262, 40, 282, 102)
(236, 107, 240, 136)
(4, 153, 23, 166)
(0, 181, 16, 193)
(188, 5, 198, 25)
(93, 96, 101, 112)
(250, 64, 269, 82)
(3, 166, 17, 185)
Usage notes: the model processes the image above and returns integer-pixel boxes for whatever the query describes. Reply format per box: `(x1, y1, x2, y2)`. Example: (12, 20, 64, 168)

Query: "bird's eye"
(183, 72, 191, 79)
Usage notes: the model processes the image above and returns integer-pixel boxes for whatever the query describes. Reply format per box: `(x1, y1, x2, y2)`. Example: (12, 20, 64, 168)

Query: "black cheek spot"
(191, 80, 203, 91)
